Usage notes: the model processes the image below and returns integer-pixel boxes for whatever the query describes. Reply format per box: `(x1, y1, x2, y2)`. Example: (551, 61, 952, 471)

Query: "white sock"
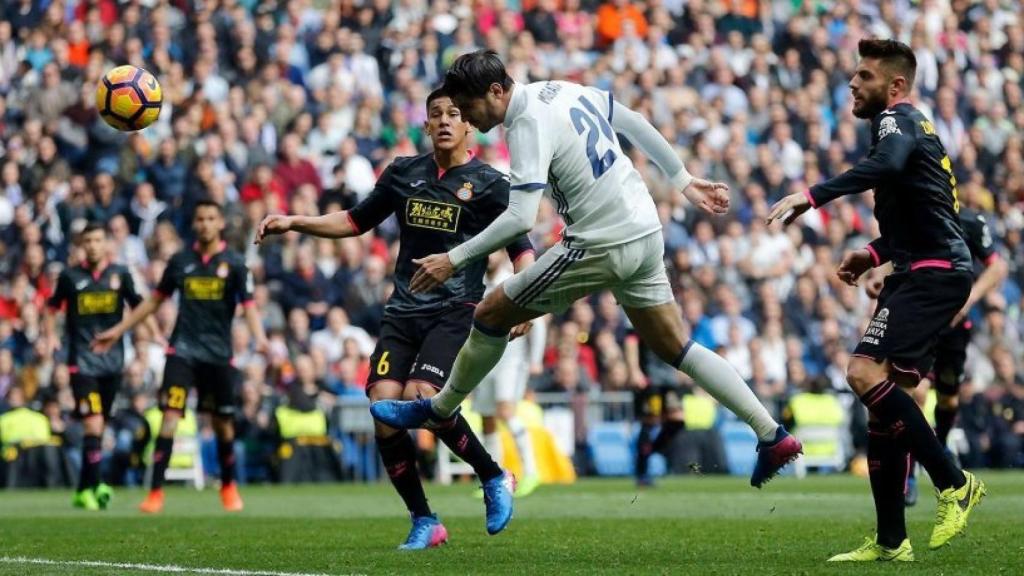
(431, 326, 509, 417)
(677, 342, 778, 442)
(507, 417, 537, 478)
(483, 431, 503, 466)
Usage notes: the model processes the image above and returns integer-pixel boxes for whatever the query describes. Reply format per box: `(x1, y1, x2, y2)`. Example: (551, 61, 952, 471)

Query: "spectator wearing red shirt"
(241, 164, 287, 207)
(75, 0, 118, 27)
(274, 133, 322, 199)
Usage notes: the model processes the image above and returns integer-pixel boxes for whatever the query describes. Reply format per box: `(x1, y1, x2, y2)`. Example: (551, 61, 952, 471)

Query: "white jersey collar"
(502, 82, 526, 129)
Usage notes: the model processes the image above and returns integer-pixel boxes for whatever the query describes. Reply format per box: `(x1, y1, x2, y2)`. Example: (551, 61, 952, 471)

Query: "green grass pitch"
(1, 473, 1022, 575)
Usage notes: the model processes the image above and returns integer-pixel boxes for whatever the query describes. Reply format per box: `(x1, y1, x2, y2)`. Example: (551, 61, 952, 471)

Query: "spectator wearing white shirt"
(311, 306, 375, 363)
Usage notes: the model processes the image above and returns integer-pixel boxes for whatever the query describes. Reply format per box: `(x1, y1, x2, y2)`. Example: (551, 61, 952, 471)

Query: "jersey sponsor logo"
(862, 307, 888, 345)
(76, 279, 90, 290)
(456, 182, 474, 201)
(108, 273, 120, 291)
(185, 264, 196, 273)
(216, 261, 230, 279)
(878, 116, 901, 139)
(410, 179, 426, 188)
(77, 291, 118, 315)
(183, 276, 226, 300)
(405, 198, 461, 233)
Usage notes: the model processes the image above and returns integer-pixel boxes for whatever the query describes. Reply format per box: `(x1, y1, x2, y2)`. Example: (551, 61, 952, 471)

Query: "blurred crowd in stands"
(0, 0, 1022, 481)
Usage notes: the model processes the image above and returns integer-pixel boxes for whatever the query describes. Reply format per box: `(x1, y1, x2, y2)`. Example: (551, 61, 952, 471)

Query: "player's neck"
(886, 94, 912, 109)
(433, 147, 472, 172)
(195, 239, 225, 257)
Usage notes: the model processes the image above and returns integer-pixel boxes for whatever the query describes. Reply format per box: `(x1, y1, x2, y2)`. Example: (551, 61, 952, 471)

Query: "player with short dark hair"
(45, 222, 155, 511)
(94, 200, 269, 514)
(371, 49, 801, 489)
(257, 87, 534, 549)
(769, 38, 986, 561)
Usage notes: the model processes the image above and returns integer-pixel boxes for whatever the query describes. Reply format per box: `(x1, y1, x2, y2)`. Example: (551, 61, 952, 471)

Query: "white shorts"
(504, 232, 674, 313)
(474, 338, 529, 416)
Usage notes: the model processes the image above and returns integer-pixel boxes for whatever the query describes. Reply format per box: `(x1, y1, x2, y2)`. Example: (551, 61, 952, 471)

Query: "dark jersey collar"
(80, 259, 110, 281)
(432, 149, 476, 180)
(192, 240, 227, 266)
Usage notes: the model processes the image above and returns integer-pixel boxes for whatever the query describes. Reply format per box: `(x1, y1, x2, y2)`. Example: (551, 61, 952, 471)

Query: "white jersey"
(505, 81, 662, 249)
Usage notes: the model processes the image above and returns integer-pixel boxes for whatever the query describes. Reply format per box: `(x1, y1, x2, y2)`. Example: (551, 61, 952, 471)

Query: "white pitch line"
(0, 556, 360, 576)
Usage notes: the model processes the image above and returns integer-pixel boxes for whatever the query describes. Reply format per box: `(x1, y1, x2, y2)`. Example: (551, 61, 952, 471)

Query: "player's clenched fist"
(837, 249, 875, 286)
(255, 214, 293, 244)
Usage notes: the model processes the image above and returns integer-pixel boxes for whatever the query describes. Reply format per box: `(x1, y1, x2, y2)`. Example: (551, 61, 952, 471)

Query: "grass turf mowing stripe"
(0, 556, 356, 576)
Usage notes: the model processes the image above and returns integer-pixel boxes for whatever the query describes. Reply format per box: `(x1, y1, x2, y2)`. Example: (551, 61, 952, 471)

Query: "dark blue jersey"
(809, 102, 972, 274)
(348, 153, 533, 316)
(48, 263, 143, 376)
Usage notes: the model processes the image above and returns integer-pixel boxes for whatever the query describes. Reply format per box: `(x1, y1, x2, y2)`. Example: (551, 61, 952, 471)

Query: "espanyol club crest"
(456, 182, 473, 201)
(217, 261, 230, 278)
(109, 273, 120, 291)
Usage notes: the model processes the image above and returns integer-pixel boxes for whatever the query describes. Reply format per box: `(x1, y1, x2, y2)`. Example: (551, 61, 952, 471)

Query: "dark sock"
(217, 439, 236, 486)
(868, 421, 909, 549)
(377, 432, 431, 518)
(860, 380, 965, 491)
(635, 423, 655, 478)
(435, 415, 502, 483)
(150, 435, 174, 491)
(78, 435, 103, 491)
(934, 406, 957, 446)
(652, 420, 685, 454)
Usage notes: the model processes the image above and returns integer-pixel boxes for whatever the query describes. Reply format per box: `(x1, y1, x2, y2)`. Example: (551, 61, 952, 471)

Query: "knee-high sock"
(868, 421, 910, 549)
(217, 439, 236, 486)
(483, 430, 503, 467)
(377, 432, 431, 518)
(860, 380, 965, 491)
(150, 435, 174, 491)
(435, 415, 503, 483)
(677, 342, 778, 441)
(507, 417, 538, 478)
(432, 324, 509, 417)
(78, 434, 103, 491)
(635, 423, 655, 478)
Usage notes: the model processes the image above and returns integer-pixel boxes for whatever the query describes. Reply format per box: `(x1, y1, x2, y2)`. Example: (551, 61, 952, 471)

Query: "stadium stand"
(0, 0, 1022, 486)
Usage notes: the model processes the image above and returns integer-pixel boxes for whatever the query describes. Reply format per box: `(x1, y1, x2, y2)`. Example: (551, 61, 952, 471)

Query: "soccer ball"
(95, 65, 163, 131)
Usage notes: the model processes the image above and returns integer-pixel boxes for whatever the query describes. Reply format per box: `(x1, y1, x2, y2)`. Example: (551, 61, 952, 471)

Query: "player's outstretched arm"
(609, 101, 729, 215)
(255, 211, 359, 243)
(92, 296, 162, 353)
(768, 114, 917, 226)
(410, 189, 543, 293)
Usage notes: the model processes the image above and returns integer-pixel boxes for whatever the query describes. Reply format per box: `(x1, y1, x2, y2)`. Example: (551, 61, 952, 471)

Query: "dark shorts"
(853, 269, 971, 382)
(71, 373, 121, 419)
(366, 305, 475, 396)
(930, 322, 971, 396)
(634, 385, 683, 420)
(160, 355, 239, 416)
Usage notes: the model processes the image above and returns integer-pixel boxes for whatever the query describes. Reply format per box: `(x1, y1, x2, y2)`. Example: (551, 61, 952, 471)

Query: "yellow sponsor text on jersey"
(406, 198, 461, 233)
(77, 291, 118, 315)
(184, 277, 225, 300)
(920, 120, 936, 135)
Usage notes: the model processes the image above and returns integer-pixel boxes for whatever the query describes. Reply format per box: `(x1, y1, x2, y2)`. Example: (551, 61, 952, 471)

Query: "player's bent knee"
(846, 357, 887, 396)
(474, 286, 526, 333)
(368, 379, 404, 402)
(82, 414, 105, 435)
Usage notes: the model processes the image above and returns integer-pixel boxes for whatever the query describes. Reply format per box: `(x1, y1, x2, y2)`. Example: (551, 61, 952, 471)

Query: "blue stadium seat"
(588, 422, 634, 477)
(718, 420, 759, 477)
